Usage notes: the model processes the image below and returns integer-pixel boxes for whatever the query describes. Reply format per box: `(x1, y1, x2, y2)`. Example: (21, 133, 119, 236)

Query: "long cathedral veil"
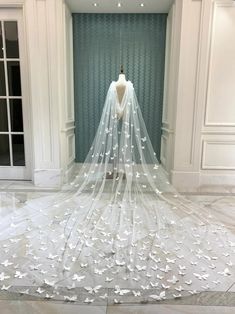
(0, 81, 234, 304)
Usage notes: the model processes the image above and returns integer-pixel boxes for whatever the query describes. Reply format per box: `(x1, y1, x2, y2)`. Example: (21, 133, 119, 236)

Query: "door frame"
(0, 7, 32, 180)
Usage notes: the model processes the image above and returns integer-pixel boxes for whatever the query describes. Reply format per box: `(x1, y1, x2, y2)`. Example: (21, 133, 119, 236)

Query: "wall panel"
(205, 3, 235, 126)
(202, 139, 235, 170)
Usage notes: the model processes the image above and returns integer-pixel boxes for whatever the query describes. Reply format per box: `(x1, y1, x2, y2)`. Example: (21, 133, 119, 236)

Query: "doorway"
(0, 8, 31, 180)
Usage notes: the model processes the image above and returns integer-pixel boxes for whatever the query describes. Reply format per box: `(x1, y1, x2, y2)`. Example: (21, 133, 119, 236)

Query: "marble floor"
(0, 180, 235, 313)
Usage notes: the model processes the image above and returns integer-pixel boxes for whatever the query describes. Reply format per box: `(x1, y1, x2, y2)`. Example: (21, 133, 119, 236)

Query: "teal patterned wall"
(73, 14, 167, 162)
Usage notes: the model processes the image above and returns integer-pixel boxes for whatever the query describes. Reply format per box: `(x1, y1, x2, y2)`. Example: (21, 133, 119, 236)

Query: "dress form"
(106, 71, 127, 180)
(115, 73, 127, 105)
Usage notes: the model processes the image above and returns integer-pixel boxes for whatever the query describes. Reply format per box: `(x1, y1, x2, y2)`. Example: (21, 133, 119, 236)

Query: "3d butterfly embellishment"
(20, 289, 29, 294)
(179, 265, 186, 270)
(44, 279, 56, 286)
(193, 273, 209, 280)
(1, 260, 13, 267)
(36, 287, 45, 294)
(156, 274, 164, 280)
(44, 294, 54, 299)
(1, 285, 11, 291)
(218, 268, 231, 276)
(115, 260, 125, 266)
(94, 268, 106, 275)
(167, 276, 179, 284)
(149, 291, 166, 301)
(115, 286, 130, 295)
(72, 274, 85, 282)
(150, 282, 159, 288)
(67, 283, 76, 290)
(136, 265, 146, 271)
(185, 280, 192, 285)
(64, 295, 77, 302)
(132, 290, 141, 297)
(140, 285, 150, 290)
(166, 258, 176, 264)
(14, 271, 27, 279)
(47, 254, 58, 260)
(84, 285, 102, 294)
(175, 286, 184, 292)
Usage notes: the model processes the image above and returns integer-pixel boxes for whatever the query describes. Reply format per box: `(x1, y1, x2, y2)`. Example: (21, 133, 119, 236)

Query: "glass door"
(0, 9, 31, 180)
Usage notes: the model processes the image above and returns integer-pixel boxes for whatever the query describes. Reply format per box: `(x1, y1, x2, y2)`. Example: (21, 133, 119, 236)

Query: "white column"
(24, 0, 75, 187)
(171, 0, 203, 190)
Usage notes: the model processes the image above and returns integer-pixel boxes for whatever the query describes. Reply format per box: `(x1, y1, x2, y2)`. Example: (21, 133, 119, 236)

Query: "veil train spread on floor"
(0, 81, 234, 304)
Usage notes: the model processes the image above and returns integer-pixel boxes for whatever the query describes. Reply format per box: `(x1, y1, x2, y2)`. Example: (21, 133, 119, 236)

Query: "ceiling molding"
(65, 0, 174, 13)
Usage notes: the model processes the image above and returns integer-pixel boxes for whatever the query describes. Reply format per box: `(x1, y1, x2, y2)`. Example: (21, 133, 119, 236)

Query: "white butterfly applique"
(84, 285, 102, 294)
(1, 285, 11, 290)
(167, 276, 179, 284)
(193, 273, 209, 280)
(64, 295, 77, 302)
(72, 274, 85, 282)
(218, 268, 231, 276)
(84, 297, 94, 303)
(14, 271, 27, 279)
(133, 290, 141, 297)
(115, 286, 130, 295)
(1, 260, 13, 267)
(44, 294, 54, 299)
(36, 287, 45, 294)
(149, 291, 166, 301)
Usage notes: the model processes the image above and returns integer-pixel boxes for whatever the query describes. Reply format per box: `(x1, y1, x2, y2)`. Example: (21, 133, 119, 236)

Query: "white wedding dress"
(0, 80, 234, 304)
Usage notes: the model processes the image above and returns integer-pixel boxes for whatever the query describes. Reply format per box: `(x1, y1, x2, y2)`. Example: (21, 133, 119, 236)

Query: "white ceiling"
(66, 0, 174, 13)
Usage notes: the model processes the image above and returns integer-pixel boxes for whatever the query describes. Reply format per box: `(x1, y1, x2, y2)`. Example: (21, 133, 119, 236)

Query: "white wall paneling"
(65, 3, 74, 122)
(162, 4, 173, 126)
(172, 0, 202, 169)
(199, 0, 235, 187)
(24, 0, 60, 186)
(67, 133, 75, 164)
(23, 0, 75, 187)
(204, 1, 235, 127)
(169, 0, 235, 191)
(160, 134, 167, 168)
(62, 2, 75, 183)
(202, 139, 235, 170)
(161, 0, 183, 174)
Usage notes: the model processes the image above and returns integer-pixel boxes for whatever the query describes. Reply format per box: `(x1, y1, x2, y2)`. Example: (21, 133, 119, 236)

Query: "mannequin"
(115, 65, 127, 106)
(106, 66, 128, 179)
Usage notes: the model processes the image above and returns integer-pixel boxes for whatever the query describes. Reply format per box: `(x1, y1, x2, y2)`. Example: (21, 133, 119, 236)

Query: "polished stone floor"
(0, 179, 235, 313)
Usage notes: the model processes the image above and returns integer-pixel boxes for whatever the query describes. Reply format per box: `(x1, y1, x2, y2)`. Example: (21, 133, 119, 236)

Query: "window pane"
(0, 61, 6, 95)
(4, 21, 19, 58)
(0, 134, 10, 165)
(0, 23, 3, 58)
(7, 61, 21, 96)
(0, 99, 8, 131)
(10, 98, 23, 132)
(12, 134, 25, 166)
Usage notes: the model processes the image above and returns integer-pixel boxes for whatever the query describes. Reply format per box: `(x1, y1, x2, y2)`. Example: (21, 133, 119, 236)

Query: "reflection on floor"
(0, 180, 235, 314)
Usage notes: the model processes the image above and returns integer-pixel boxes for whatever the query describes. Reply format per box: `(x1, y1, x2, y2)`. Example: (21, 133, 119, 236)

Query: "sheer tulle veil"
(0, 80, 234, 304)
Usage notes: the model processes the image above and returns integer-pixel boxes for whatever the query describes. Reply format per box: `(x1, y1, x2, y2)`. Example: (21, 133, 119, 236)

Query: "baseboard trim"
(171, 170, 235, 192)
